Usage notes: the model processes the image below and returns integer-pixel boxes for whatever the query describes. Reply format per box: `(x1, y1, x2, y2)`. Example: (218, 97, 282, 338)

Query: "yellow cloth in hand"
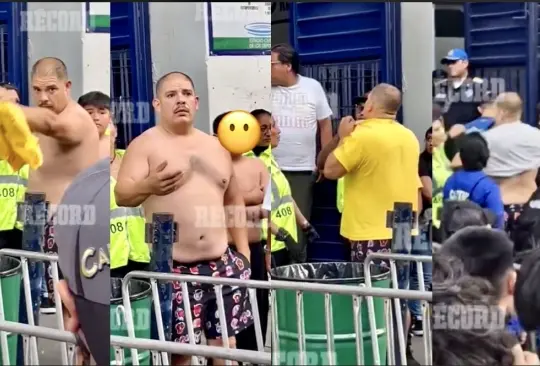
(0, 102, 43, 171)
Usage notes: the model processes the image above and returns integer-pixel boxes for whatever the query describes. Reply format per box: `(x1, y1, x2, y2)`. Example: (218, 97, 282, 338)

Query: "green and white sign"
(86, 2, 110, 33)
(209, 2, 271, 55)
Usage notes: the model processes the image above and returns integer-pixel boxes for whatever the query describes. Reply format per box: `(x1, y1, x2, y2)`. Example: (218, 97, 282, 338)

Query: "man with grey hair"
(271, 43, 333, 256)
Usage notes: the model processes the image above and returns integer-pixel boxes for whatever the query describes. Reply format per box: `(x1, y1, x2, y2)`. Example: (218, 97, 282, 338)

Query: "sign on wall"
(86, 2, 110, 33)
(208, 2, 270, 56)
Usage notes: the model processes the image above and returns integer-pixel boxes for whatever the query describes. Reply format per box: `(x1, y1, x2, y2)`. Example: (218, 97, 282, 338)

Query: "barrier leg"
(389, 203, 413, 366)
(17, 193, 46, 366)
(149, 213, 174, 364)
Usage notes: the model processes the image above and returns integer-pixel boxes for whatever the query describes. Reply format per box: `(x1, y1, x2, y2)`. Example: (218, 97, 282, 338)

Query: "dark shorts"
(171, 247, 253, 343)
(504, 204, 524, 235)
(110, 260, 150, 279)
(343, 237, 411, 307)
(43, 217, 59, 305)
(345, 238, 392, 263)
(0, 228, 22, 250)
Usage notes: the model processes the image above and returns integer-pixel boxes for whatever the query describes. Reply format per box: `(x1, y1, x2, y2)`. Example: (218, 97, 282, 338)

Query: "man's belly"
(498, 174, 537, 204)
(28, 173, 72, 207)
(144, 183, 229, 263)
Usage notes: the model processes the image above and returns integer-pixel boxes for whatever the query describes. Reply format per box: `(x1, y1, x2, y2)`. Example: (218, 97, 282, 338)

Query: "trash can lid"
(55, 157, 109, 366)
(271, 262, 389, 284)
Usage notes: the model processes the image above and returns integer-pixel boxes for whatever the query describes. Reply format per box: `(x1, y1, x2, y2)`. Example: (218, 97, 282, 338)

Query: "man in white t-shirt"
(271, 43, 333, 251)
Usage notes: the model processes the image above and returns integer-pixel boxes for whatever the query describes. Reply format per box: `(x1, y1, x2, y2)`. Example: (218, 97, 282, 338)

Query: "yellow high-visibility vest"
(0, 161, 29, 231)
(110, 175, 149, 269)
(245, 148, 298, 252)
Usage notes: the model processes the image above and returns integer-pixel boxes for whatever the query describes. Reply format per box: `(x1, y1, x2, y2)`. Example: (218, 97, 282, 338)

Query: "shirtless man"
(483, 93, 540, 236)
(212, 112, 270, 352)
(20, 57, 99, 313)
(115, 72, 252, 365)
(78, 91, 111, 159)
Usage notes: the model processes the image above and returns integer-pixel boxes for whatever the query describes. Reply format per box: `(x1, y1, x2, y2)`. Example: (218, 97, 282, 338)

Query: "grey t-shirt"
(483, 122, 540, 177)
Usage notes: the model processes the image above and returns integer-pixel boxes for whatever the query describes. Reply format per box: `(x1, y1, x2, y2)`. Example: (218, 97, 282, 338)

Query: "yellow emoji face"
(217, 111, 261, 155)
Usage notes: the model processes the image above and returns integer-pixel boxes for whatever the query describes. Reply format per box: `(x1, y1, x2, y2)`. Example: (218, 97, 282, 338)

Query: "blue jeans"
(408, 225, 432, 318)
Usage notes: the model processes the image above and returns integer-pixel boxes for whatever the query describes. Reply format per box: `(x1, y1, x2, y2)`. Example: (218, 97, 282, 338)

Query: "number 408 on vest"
(275, 206, 293, 218)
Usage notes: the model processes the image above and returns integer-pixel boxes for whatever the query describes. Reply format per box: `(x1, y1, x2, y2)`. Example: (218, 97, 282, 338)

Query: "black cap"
(55, 158, 110, 366)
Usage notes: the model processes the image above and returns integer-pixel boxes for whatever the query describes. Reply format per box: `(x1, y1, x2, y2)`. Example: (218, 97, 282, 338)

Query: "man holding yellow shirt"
(322, 83, 422, 262)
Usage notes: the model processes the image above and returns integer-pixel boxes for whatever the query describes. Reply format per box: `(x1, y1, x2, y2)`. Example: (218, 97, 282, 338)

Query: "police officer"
(0, 83, 28, 250)
(433, 49, 492, 130)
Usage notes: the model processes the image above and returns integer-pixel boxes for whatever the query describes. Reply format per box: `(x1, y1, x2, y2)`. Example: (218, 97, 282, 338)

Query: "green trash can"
(0, 256, 22, 366)
(271, 262, 390, 365)
(110, 278, 152, 366)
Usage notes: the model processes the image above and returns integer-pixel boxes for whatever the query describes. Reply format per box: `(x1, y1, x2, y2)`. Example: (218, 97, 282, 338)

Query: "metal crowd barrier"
(364, 252, 433, 366)
(270, 274, 432, 366)
(113, 271, 271, 366)
(0, 249, 70, 365)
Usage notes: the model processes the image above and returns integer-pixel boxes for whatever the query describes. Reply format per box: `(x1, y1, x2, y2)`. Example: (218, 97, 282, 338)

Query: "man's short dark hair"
(433, 272, 515, 366)
(155, 72, 196, 95)
(271, 44, 300, 74)
(514, 248, 540, 331)
(353, 95, 368, 107)
(459, 132, 489, 171)
(441, 200, 496, 241)
(0, 82, 20, 99)
(250, 109, 271, 120)
(425, 127, 432, 139)
(77, 91, 110, 110)
(440, 227, 514, 298)
(212, 111, 232, 135)
(31, 57, 68, 80)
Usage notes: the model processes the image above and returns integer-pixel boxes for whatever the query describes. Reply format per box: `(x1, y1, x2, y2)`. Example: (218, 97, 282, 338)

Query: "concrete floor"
(38, 313, 427, 365)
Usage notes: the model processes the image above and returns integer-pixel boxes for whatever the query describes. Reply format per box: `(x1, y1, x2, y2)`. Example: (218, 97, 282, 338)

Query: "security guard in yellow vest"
(249, 109, 320, 266)
(0, 83, 27, 250)
(110, 159, 150, 278)
(0, 162, 28, 249)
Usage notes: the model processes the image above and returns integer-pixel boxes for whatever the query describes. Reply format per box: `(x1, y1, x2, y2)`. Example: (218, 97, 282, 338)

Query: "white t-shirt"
(271, 75, 333, 171)
(262, 180, 272, 211)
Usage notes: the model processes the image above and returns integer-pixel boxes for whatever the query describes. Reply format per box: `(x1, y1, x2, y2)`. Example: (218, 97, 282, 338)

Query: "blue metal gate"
(289, 2, 402, 262)
(0, 3, 28, 104)
(110, 2, 154, 149)
(464, 2, 539, 125)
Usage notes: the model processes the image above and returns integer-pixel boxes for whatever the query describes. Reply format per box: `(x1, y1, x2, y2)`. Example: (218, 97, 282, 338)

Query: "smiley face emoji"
(217, 111, 261, 155)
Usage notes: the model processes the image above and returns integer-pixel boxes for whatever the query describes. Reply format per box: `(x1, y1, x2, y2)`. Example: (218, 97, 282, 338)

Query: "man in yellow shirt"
(322, 83, 422, 262)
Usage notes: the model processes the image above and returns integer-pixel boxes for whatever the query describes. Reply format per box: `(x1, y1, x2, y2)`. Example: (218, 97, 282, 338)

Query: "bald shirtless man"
(78, 91, 111, 159)
(482, 93, 540, 238)
(115, 72, 252, 365)
(20, 57, 99, 312)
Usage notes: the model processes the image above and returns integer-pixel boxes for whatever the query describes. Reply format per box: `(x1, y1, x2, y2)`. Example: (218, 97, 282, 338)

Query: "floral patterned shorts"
(171, 248, 253, 343)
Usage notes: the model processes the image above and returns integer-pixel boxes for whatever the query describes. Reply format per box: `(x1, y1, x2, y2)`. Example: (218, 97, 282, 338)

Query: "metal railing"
(113, 271, 271, 366)
(0, 249, 70, 365)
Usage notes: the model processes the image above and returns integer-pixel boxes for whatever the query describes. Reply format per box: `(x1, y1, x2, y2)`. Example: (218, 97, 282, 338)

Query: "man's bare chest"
(148, 145, 231, 189)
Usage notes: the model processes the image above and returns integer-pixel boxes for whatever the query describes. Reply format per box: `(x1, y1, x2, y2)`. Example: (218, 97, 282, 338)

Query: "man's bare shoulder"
(245, 155, 267, 170)
(194, 129, 230, 154)
(125, 127, 159, 153)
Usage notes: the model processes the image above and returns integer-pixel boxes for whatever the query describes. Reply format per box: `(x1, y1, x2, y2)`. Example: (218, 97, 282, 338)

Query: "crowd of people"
(431, 48, 540, 365)
(1, 42, 539, 366)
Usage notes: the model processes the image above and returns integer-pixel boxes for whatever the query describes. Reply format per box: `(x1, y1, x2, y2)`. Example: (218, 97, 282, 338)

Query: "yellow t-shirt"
(333, 118, 422, 241)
